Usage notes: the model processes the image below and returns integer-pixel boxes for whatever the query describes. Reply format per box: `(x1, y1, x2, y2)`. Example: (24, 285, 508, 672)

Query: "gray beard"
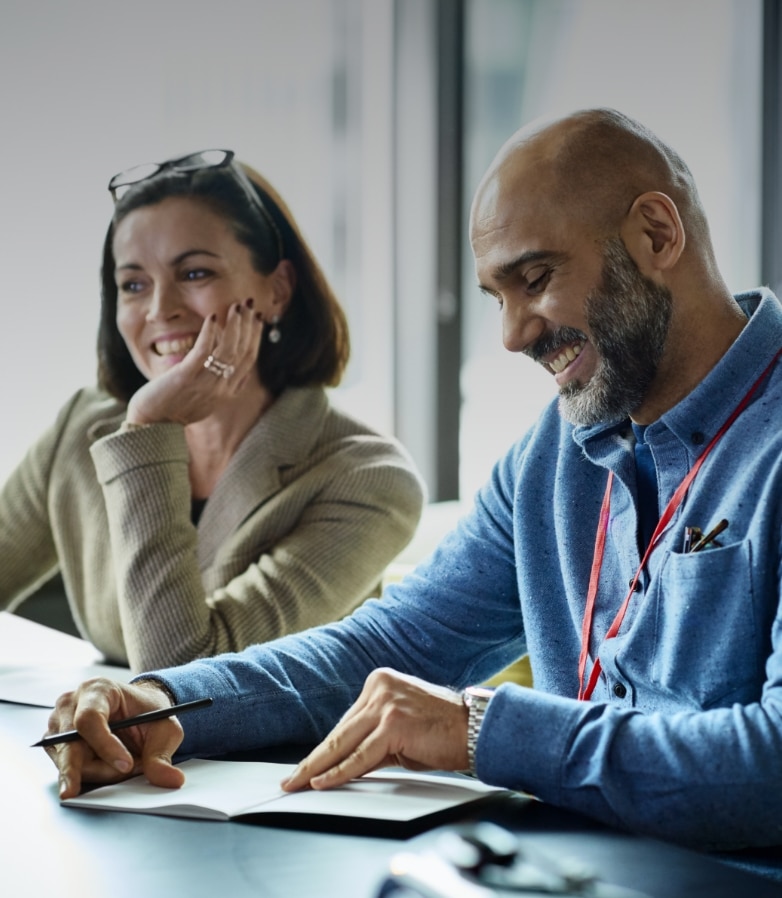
(551, 239, 673, 427)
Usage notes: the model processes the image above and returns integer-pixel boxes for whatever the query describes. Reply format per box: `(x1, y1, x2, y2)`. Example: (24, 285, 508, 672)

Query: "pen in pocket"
(682, 526, 701, 553)
(689, 519, 729, 553)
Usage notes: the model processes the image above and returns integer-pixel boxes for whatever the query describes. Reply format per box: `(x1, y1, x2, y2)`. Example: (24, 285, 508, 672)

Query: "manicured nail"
(245, 297, 254, 309)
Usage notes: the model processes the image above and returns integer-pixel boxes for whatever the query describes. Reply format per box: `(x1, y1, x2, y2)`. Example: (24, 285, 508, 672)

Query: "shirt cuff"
(475, 682, 587, 803)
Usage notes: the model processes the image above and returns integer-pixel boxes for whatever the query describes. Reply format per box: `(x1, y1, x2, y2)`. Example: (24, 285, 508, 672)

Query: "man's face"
(530, 237, 673, 426)
(472, 169, 674, 427)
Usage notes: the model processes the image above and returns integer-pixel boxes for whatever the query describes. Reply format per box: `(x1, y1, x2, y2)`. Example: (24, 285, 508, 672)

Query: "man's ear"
(619, 191, 685, 275)
(270, 259, 296, 314)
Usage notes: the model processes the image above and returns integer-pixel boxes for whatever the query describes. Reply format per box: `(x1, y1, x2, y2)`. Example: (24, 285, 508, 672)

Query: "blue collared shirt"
(149, 289, 782, 852)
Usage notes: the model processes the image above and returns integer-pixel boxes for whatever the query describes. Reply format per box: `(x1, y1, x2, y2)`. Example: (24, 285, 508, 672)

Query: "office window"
(458, 0, 762, 499)
(0, 0, 767, 508)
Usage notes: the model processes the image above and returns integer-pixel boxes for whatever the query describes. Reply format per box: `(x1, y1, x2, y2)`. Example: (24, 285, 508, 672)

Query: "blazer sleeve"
(91, 422, 426, 672)
(0, 393, 80, 607)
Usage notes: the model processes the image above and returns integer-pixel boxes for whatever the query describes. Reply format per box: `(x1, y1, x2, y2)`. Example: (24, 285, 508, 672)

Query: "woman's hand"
(280, 668, 469, 793)
(43, 678, 185, 799)
(126, 297, 265, 427)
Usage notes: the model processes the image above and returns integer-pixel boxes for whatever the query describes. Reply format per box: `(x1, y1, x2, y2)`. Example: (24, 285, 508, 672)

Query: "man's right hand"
(43, 678, 186, 799)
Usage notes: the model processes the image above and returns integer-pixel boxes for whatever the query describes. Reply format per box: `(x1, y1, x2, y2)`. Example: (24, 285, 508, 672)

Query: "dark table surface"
(4, 700, 782, 898)
(3, 610, 781, 897)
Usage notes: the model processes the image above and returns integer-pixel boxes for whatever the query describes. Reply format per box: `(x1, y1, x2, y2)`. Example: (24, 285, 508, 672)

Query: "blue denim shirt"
(149, 289, 782, 851)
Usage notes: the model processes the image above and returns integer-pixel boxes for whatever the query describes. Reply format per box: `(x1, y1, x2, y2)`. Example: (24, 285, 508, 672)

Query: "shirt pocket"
(651, 539, 759, 708)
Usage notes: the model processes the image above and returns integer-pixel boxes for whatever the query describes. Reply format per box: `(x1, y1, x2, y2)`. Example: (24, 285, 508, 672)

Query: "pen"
(689, 519, 729, 553)
(31, 697, 213, 748)
(682, 526, 699, 553)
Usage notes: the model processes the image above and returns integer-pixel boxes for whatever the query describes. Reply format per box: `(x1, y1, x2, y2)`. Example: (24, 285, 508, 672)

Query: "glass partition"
(458, 0, 762, 499)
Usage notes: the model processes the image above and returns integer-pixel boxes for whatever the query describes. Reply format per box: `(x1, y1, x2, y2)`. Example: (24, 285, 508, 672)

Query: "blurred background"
(0, 0, 775, 505)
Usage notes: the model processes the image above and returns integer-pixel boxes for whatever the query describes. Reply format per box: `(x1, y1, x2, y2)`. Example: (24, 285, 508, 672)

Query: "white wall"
(0, 0, 395, 481)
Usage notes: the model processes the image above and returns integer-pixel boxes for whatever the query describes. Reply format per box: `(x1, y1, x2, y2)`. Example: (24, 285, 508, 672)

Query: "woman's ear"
(619, 191, 685, 276)
(270, 259, 296, 314)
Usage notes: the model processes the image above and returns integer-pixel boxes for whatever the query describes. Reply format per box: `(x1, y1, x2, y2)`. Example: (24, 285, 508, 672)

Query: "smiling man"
(471, 109, 745, 428)
(46, 109, 782, 856)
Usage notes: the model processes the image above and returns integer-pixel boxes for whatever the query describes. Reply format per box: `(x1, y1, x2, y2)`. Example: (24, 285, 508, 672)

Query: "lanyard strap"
(577, 347, 782, 701)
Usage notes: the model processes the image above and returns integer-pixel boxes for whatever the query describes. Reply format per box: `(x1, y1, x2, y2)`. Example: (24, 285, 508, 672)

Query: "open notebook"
(62, 758, 525, 837)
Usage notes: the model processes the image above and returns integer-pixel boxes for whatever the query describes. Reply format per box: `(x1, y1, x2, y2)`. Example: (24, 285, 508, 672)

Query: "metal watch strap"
(463, 686, 494, 776)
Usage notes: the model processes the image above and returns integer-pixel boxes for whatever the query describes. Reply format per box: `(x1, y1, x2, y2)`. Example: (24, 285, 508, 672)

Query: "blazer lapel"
(196, 387, 328, 570)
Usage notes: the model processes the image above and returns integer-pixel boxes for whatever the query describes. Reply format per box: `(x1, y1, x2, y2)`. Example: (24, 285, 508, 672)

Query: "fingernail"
(210, 313, 217, 322)
(245, 297, 254, 309)
(59, 776, 68, 798)
(114, 758, 131, 773)
(282, 763, 302, 787)
(235, 303, 243, 314)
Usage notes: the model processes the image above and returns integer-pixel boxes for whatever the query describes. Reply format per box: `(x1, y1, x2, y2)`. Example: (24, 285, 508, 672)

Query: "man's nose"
(502, 301, 545, 354)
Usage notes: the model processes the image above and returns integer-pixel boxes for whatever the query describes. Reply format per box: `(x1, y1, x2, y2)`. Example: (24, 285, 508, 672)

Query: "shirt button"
(628, 579, 642, 592)
(691, 431, 705, 445)
(613, 683, 627, 699)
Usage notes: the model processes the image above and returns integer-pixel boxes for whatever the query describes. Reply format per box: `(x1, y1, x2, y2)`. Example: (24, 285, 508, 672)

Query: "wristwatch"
(462, 685, 495, 776)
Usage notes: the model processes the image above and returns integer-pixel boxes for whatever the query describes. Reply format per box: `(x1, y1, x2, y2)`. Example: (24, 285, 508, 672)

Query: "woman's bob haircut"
(98, 160, 350, 401)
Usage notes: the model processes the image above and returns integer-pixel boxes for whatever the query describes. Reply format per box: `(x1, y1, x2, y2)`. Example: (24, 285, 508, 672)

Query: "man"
(46, 108, 782, 852)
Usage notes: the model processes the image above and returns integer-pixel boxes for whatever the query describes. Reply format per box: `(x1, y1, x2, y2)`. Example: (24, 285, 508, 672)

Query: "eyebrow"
(478, 249, 565, 291)
(115, 248, 221, 272)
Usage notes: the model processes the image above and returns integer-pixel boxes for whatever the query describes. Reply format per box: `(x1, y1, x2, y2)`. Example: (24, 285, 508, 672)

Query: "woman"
(0, 149, 425, 672)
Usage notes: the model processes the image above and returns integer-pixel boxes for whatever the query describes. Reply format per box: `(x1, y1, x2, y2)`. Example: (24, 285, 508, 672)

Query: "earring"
(268, 315, 282, 344)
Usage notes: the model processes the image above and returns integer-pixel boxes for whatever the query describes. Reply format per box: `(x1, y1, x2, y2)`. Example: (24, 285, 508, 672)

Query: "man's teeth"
(154, 337, 195, 356)
(550, 343, 583, 374)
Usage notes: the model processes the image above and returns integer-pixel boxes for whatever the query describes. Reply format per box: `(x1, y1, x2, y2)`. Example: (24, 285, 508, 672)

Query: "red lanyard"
(577, 347, 782, 701)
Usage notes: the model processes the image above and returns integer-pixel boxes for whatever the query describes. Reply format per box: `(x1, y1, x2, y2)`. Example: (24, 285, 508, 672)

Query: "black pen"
(31, 697, 213, 748)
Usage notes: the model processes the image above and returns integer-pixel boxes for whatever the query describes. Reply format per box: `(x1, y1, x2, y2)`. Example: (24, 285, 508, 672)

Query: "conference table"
(2, 613, 782, 898)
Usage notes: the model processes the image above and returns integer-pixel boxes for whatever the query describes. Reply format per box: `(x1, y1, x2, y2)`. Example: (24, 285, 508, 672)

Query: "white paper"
(63, 758, 512, 823)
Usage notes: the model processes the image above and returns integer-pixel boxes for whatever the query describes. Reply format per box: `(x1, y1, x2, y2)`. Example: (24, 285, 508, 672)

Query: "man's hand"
(43, 678, 186, 799)
(281, 668, 469, 792)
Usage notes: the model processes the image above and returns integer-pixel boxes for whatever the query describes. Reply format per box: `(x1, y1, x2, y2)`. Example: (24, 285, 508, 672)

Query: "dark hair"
(98, 161, 350, 401)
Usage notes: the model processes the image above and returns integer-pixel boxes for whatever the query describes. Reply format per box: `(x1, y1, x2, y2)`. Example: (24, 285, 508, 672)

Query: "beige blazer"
(0, 386, 425, 671)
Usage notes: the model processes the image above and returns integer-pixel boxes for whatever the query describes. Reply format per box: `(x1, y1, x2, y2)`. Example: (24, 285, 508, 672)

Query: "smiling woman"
(0, 150, 426, 673)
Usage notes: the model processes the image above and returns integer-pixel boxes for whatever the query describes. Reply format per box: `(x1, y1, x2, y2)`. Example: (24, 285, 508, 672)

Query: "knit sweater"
(149, 290, 782, 851)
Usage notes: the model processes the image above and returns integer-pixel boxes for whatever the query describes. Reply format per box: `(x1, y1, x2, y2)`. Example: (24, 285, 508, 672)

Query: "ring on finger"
(204, 355, 235, 380)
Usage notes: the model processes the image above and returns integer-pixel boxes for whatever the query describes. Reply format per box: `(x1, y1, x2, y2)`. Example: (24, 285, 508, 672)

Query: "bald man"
(47, 109, 782, 854)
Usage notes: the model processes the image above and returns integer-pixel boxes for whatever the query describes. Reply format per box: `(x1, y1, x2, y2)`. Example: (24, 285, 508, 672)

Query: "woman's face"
(113, 196, 277, 381)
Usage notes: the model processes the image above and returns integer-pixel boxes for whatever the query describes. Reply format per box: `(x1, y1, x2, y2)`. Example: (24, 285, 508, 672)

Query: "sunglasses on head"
(107, 149, 284, 262)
